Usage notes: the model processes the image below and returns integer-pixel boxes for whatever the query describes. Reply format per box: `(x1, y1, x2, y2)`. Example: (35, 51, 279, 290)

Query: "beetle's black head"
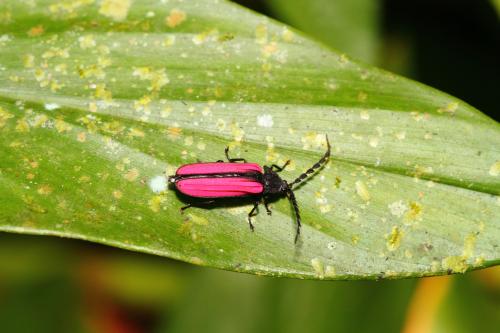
(262, 166, 289, 195)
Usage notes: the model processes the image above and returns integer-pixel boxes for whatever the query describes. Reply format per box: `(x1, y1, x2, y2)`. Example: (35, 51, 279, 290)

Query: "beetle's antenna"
(287, 189, 301, 243)
(290, 134, 330, 188)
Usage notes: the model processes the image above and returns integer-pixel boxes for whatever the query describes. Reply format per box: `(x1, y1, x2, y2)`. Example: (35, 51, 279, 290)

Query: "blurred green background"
(0, 1, 499, 332)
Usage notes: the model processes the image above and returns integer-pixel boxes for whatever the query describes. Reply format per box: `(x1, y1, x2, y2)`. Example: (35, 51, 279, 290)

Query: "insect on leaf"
(0, 0, 498, 280)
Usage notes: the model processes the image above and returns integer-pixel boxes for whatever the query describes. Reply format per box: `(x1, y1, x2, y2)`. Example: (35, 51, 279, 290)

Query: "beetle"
(168, 135, 331, 243)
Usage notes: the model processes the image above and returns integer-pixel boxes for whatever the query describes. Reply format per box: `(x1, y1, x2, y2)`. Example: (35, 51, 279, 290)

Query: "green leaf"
(0, 0, 498, 280)
(265, 0, 380, 64)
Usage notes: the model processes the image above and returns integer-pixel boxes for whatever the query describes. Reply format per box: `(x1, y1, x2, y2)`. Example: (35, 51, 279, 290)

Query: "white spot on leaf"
(257, 114, 273, 128)
(44, 103, 60, 111)
(149, 175, 167, 193)
(388, 200, 409, 217)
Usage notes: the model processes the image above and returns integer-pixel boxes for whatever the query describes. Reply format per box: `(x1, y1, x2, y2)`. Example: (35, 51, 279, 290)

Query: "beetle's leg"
(247, 201, 260, 231)
(225, 146, 247, 163)
(180, 200, 215, 213)
(263, 197, 272, 215)
(287, 190, 301, 243)
(180, 204, 192, 212)
(270, 160, 290, 172)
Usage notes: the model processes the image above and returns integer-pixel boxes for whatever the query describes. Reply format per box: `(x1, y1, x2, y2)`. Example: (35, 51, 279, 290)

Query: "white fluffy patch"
(257, 114, 273, 128)
(149, 175, 167, 193)
(388, 200, 408, 217)
(44, 103, 60, 111)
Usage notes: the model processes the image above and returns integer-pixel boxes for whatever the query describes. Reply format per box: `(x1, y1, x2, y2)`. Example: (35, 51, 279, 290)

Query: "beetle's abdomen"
(176, 162, 262, 175)
(176, 177, 263, 198)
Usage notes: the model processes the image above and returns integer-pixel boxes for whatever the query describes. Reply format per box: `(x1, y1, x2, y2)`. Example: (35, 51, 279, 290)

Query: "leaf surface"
(0, 0, 498, 279)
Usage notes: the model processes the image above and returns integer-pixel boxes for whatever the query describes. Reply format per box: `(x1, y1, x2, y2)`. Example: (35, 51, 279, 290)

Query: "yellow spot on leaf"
(442, 256, 468, 273)
(463, 233, 477, 258)
(0, 11, 12, 24)
(282, 27, 294, 42)
(369, 137, 379, 148)
(230, 122, 244, 142)
(23, 54, 35, 68)
(489, 161, 500, 176)
(216, 119, 226, 132)
(23, 195, 47, 213)
(27, 25, 44, 37)
(184, 136, 193, 146)
(134, 95, 152, 113)
(113, 190, 122, 199)
(405, 201, 422, 222)
(355, 180, 370, 201)
(0, 107, 14, 128)
(197, 142, 206, 150)
(77, 132, 87, 142)
(386, 226, 403, 251)
(163, 35, 176, 46)
(311, 258, 325, 279)
(50, 80, 64, 92)
(124, 168, 139, 182)
(149, 195, 164, 212)
(315, 187, 331, 213)
(15, 118, 30, 132)
(167, 126, 182, 140)
(78, 175, 91, 183)
(55, 119, 72, 133)
(339, 54, 349, 64)
(99, 0, 131, 21)
(133, 67, 169, 93)
(49, 0, 94, 17)
(192, 29, 218, 45)
(161, 106, 172, 118)
(128, 127, 145, 138)
(78, 34, 96, 49)
(301, 132, 325, 150)
(32, 114, 48, 129)
(437, 102, 458, 115)
(78, 64, 105, 79)
(261, 42, 278, 58)
(190, 257, 204, 265)
(165, 9, 186, 28)
(37, 184, 53, 195)
(188, 213, 209, 226)
(42, 47, 69, 59)
(94, 83, 112, 101)
(325, 265, 336, 277)
(255, 23, 268, 44)
(395, 131, 406, 140)
(474, 256, 485, 266)
(101, 120, 124, 135)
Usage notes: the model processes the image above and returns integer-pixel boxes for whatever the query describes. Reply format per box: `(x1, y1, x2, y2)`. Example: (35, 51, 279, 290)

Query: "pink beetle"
(169, 135, 330, 243)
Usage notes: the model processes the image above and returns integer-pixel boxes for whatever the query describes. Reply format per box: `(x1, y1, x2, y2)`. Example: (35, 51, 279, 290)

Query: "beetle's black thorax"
(262, 166, 288, 195)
